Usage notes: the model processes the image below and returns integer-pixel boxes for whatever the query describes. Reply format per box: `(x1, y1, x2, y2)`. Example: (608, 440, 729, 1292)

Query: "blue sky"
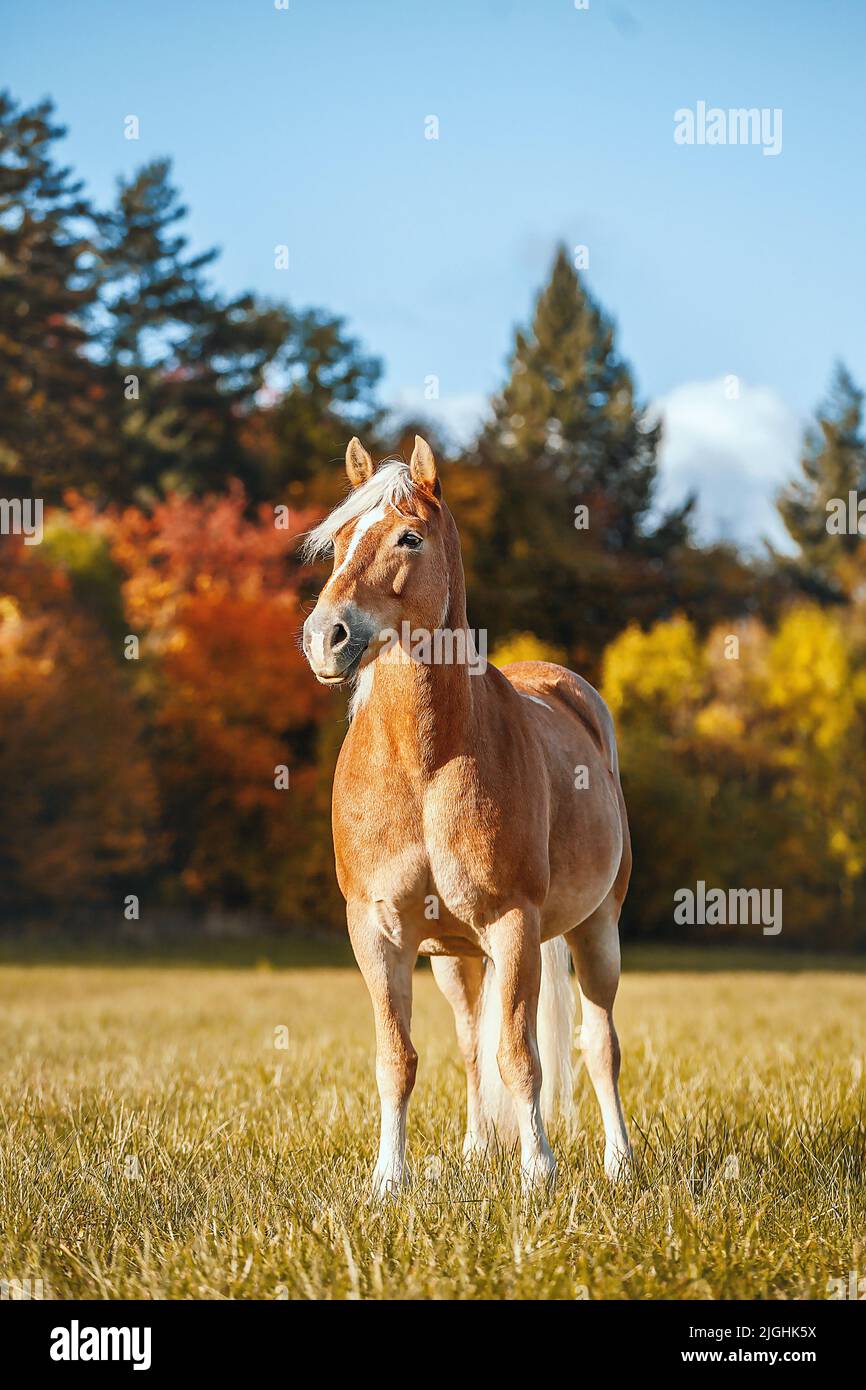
(7, 0, 865, 544)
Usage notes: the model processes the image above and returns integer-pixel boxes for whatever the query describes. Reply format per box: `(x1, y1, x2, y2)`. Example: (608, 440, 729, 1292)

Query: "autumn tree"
(603, 609, 866, 945)
(66, 489, 338, 919)
(0, 534, 159, 916)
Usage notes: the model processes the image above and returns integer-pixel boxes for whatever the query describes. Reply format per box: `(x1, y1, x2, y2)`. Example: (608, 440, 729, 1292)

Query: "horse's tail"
(477, 937, 576, 1146)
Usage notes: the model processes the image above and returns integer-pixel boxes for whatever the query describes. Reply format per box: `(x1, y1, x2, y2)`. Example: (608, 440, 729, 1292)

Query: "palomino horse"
(302, 436, 631, 1194)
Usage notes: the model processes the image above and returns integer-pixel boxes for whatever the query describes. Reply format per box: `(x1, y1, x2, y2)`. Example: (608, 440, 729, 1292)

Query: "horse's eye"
(397, 531, 423, 550)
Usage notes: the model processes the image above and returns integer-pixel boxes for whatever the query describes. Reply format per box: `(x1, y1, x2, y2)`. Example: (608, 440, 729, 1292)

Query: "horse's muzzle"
(302, 602, 374, 684)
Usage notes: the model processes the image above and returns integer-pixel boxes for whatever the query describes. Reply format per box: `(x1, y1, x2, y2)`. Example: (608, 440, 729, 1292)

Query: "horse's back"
(499, 660, 619, 776)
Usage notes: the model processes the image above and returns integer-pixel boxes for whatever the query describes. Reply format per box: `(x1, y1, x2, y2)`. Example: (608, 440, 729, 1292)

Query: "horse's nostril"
(331, 622, 349, 651)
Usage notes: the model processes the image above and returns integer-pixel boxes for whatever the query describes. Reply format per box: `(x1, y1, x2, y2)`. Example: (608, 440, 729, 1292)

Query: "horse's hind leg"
(567, 897, 631, 1181)
(430, 955, 491, 1160)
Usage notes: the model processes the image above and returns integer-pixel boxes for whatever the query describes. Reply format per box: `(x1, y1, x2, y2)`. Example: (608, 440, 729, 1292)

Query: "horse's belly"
(418, 933, 485, 957)
(542, 773, 623, 932)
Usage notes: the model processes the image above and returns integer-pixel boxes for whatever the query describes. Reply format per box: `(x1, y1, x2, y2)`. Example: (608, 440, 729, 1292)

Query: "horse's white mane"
(301, 459, 417, 563)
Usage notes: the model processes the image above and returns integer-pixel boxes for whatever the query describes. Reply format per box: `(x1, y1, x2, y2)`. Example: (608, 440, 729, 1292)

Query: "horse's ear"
(409, 435, 439, 496)
(345, 437, 373, 487)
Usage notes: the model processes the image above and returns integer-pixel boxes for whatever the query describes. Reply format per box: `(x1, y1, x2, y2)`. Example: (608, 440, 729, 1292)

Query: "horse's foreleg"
(567, 902, 631, 1181)
(347, 904, 418, 1198)
(430, 955, 491, 1159)
(489, 906, 556, 1192)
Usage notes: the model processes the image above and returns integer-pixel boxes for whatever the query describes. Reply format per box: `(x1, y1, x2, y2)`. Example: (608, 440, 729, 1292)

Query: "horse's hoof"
(604, 1145, 632, 1183)
(521, 1148, 557, 1194)
(462, 1131, 494, 1164)
(370, 1166, 406, 1200)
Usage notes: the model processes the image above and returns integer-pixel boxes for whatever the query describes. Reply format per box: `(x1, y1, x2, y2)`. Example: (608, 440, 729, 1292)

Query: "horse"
(301, 435, 632, 1195)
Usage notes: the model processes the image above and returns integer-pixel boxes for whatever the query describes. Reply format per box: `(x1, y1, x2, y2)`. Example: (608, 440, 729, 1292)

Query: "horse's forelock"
(301, 460, 418, 563)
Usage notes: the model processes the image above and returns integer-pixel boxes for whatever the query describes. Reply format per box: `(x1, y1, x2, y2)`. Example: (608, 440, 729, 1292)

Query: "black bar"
(6, 1297, 855, 1375)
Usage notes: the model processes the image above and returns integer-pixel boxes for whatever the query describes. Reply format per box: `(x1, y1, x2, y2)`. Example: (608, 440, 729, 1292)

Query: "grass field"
(2, 944, 865, 1300)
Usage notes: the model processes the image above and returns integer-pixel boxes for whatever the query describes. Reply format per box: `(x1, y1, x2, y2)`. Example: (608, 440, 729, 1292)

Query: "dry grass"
(1, 949, 865, 1299)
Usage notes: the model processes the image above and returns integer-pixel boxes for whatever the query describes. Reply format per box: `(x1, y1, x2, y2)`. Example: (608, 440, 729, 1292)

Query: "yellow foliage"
(0, 595, 22, 631)
(602, 602, 866, 936)
(490, 631, 567, 668)
(763, 606, 853, 750)
(602, 616, 704, 717)
(693, 701, 745, 745)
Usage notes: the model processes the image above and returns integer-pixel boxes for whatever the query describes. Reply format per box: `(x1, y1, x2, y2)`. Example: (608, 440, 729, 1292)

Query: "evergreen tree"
(99, 160, 383, 504)
(261, 307, 382, 507)
(0, 93, 105, 495)
(0, 115, 384, 506)
(98, 160, 292, 501)
(778, 362, 866, 600)
(99, 158, 219, 366)
(465, 245, 691, 671)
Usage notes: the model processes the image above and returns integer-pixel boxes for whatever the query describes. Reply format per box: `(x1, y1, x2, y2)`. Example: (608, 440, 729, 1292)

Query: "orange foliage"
(67, 487, 333, 914)
(0, 537, 159, 913)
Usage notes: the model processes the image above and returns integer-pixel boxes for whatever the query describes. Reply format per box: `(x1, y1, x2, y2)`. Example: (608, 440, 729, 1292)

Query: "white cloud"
(651, 378, 803, 550)
(389, 388, 488, 449)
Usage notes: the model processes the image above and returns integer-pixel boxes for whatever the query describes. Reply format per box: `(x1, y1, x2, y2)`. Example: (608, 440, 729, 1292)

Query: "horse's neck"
(360, 654, 474, 773)
(356, 590, 485, 777)
(354, 514, 495, 776)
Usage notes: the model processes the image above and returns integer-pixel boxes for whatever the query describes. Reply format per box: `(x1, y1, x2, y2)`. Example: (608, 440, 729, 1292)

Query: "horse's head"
(302, 436, 455, 685)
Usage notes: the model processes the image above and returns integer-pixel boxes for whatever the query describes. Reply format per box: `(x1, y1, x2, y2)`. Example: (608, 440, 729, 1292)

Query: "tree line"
(2, 92, 865, 945)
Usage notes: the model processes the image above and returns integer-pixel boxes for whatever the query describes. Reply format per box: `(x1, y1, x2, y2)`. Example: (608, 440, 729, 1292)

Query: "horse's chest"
(333, 756, 510, 930)
(421, 777, 501, 922)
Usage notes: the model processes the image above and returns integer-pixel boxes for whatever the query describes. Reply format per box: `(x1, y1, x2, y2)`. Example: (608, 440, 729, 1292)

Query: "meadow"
(1, 942, 865, 1301)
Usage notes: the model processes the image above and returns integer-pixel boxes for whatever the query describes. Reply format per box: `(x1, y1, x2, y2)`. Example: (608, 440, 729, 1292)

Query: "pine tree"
(0, 93, 105, 496)
(778, 362, 866, 599)
(98, 160, 291, 501)
(465, 245, 690, 671)
(100, 160, 382, 503)
(261, 307, 382, 506)
(1, 92, 384, 506)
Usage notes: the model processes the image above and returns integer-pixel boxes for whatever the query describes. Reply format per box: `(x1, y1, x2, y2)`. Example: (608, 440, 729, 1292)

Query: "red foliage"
(67, 487, 333, 913)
